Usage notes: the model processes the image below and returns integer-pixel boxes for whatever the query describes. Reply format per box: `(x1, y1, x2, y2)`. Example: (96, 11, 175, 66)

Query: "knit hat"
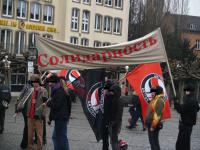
(46, 74, 60, 83)
(150, 86, 163, 95)
(104, 80, 114, 90)
(184, 84, 195, 92)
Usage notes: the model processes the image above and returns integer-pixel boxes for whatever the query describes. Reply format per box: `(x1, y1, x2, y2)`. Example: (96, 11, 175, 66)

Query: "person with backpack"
(0, 74, 11, 134)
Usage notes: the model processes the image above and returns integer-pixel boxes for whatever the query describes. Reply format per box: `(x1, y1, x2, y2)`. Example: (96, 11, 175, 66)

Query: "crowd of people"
(0, 73, 199, 150)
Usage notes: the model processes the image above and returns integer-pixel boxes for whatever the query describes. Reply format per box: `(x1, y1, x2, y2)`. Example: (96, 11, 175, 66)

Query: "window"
(17, 0, 27, 19)
(197, 40, 200, 50)
(71, 8, 79, 31)
(30, 3, 41, 21)
(81, 38, 89, 46)
(94, 14, 102, 31)
(0, 29, 12, 51)
(105, 0, 112, 6)
(70, 37, 78, 45)
(82, 10, 90, 32)
(43, 5, 54, 24)
(94, 41, 101, 47)
(44, 0, 52, 2)
(72, 0, 80, 2)
(96, 0, 103, 4)
(114, 0, 123, 8)
(2, 0, 14, 17)
(113, 18, 122, 34)
(83, 0, 90, 4)
(11, 67, 26, 92)
(103, 42, 111, 46)
(43, 34, 53, 39)
(29, 33, 39, 48)
(104, 16, 112, 32)
(15, 31, 26, 55)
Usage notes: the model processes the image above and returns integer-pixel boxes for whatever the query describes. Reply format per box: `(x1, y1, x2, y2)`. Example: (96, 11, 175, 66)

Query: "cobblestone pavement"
(0, 99, 199, 150)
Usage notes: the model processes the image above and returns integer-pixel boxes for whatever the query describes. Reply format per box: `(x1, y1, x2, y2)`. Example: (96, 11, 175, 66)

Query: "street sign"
(28, 61, 34, 67)
(28, 66, 34, 73)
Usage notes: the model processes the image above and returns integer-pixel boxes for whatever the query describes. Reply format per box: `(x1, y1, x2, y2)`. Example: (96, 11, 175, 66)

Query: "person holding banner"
(174, 84, 200, 150)
(102, 80, 123, 150)
(26, 74, 48, 150)
(46, 74, 71, 150)
(145, 86, 165, 150)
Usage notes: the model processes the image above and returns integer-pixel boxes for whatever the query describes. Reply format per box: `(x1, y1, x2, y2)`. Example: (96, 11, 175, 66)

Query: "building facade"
(0, 0, 130, 93)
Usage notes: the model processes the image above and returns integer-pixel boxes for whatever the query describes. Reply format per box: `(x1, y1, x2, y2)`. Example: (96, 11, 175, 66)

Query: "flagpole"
(158, 28, 176, 97)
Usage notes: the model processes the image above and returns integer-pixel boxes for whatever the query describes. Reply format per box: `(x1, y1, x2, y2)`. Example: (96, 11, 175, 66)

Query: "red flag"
(126, 63, 171, 121)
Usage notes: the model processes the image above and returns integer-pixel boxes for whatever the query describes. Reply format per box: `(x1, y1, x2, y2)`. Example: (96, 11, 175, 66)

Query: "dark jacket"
(47, 86, 71, 121)
(0, 84, 11, 103)
(104, 84, 123, 126)
(174, 94, 200, 126)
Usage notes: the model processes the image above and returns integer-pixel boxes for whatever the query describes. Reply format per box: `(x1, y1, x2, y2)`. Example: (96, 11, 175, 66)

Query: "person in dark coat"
(46, 74, 71, 150)
(15, 80, 33, 149)
(174, 84, 200, 150)
(102, 80, 123, 150)
(0, 74, 11, 134)
(126, 91, 145, 131)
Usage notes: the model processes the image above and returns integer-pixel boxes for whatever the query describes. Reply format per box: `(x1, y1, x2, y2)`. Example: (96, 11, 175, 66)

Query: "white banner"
(36, 28, 167, 71)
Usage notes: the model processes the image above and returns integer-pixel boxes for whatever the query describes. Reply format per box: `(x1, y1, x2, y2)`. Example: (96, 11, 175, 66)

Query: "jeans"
(52, 120, 70, 150)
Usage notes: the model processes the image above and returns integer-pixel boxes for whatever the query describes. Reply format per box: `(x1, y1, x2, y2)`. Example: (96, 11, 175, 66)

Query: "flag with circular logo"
(126, 63, 171, 121)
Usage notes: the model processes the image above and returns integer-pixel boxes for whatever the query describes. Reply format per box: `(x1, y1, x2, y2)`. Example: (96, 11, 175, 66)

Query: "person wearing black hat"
(174, 84, 200, 150)
(0, 74, 11, 134)
(102, 79, 123, 150)
(145, 86, 165, 150)
(46, 74, 71, 150)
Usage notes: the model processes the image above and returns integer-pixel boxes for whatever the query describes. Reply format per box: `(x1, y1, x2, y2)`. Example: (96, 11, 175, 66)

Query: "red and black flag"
(71, 69, 105, 141)
(126, 63, 171, 121)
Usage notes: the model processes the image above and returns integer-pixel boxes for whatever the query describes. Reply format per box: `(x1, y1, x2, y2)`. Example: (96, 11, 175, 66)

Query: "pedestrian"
(26, 74, 48, 150)
(174, 84, 200, 150)
(102, 80, 123, 150)
(122, 82, 128, 96)
(126, 91, 145, 131)
(46, 74, 71, 150)
(0, 74, 11, 134)
(15, 80, 33, 149)
(145, 86, 165, 150)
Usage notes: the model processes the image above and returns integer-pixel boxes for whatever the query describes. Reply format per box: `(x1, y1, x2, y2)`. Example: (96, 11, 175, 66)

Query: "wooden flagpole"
(158, 28, 177, 97)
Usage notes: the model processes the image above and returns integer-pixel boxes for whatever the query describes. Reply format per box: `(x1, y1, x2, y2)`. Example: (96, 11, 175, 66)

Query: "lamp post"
(125, 66, 129, 73)
(2, 55, 11, 87)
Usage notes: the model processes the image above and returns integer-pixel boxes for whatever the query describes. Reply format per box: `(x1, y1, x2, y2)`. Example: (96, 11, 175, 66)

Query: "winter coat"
(104, 84, 123, 128)
(174, 94, 200, 126)
(47, 86, 71, 121)
(26, 87, 48, 120)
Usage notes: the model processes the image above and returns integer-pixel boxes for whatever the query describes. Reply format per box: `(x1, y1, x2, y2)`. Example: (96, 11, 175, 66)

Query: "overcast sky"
(188, 0, 200, 16)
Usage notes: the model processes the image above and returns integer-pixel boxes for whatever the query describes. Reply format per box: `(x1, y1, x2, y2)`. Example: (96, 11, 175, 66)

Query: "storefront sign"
(0, 19, 56, 33)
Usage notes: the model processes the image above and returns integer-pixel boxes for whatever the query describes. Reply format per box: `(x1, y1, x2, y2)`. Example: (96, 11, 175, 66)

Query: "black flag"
(71, 69, 105, 141)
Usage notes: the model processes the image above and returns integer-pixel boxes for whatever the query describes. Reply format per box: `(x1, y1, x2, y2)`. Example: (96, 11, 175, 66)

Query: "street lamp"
(125, 66, 129, 73)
